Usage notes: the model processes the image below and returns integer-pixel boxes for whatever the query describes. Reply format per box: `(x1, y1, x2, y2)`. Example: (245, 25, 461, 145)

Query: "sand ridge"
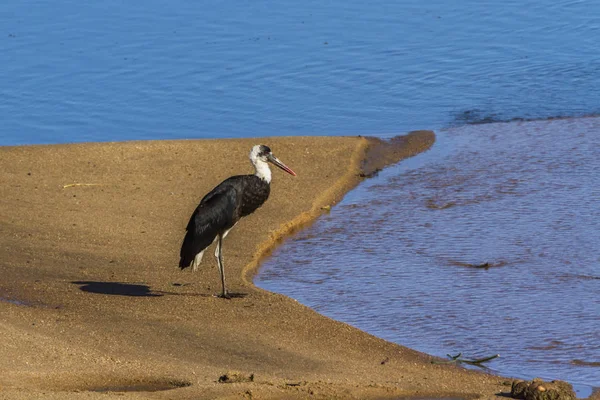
(0, 133, 519, 399)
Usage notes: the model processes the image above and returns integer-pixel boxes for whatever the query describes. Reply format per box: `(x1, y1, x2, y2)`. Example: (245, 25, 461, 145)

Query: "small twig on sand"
(432, 353, 499, 366)
(62, 183, 101, 188)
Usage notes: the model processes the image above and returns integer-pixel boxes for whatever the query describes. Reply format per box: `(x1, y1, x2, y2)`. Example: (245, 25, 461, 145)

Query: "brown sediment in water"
(0, 133, 516, 399)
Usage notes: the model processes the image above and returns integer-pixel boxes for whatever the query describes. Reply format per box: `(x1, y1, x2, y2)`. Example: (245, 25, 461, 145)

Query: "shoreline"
(0, 133, 549, 399)
(243, 130, 438, 284)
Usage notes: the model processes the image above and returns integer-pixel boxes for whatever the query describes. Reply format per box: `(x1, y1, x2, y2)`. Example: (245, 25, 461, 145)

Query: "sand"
(0, 132, 522, 399)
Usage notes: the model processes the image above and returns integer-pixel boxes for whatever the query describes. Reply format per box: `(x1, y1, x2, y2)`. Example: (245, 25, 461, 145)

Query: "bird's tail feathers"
(179, 231, 214, 270)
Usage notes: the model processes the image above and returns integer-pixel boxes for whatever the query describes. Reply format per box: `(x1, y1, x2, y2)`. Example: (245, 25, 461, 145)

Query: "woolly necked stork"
(179, 145, 296, 298)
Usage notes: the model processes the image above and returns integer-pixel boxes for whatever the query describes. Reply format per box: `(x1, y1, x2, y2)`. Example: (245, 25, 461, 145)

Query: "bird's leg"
(214, 234, 229, 298)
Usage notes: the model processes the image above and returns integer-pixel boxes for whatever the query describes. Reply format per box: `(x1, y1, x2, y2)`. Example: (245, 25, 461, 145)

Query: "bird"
(179, 144, 296, 298)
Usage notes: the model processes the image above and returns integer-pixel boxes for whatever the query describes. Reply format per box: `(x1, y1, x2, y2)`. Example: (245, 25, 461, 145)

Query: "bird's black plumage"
(179, 175, 269, 270)
(178, 144, 296, 298)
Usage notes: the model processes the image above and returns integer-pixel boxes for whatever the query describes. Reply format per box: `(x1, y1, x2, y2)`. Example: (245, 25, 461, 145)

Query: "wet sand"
(0, 133, 524, 399)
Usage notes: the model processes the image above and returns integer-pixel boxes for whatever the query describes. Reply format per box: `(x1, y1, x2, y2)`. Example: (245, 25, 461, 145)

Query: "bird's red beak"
(267, 154, 297, 176)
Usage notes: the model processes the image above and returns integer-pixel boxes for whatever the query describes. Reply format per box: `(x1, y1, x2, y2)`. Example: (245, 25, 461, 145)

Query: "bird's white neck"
(254, 159, 272, 183)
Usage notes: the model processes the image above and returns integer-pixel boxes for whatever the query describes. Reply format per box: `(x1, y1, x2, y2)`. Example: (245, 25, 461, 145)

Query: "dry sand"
(0, 132, 519, 399)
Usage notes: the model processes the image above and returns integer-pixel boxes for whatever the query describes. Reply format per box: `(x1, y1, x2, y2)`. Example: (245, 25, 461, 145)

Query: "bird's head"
(250, 145, 296, 181)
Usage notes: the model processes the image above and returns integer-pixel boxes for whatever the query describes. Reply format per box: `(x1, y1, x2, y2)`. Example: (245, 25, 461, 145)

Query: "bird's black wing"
(179, 182, 240, 269)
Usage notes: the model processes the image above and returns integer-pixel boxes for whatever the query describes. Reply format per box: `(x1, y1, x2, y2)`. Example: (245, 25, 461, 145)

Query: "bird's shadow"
(71, 281, 247, 299)
(163, 283, 248, 298)
(72, 281, 163, 297)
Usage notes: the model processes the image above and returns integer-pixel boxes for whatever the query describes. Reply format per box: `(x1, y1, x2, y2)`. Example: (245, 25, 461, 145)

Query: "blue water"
(1, 0, 599, 145)
(257, 117, 600, 395)
(2, 0, 599, 395)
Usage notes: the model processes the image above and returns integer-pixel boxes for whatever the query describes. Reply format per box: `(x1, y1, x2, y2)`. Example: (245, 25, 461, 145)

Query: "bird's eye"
(260, 145, 271, 154)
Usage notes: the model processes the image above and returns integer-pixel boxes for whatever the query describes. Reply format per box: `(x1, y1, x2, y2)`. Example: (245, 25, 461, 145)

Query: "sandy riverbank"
(1, 132, 520, 399)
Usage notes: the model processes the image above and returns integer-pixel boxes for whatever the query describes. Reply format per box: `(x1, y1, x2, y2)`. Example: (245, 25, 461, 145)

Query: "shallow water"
(257, 116, 600, 393)
(1, 0, 599, 145)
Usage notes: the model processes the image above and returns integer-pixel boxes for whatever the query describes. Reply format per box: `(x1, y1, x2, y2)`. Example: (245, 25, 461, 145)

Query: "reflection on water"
(257, 117, 600, 392)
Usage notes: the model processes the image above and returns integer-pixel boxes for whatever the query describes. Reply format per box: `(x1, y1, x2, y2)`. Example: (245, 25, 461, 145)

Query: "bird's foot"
(216, 292, 232, 299)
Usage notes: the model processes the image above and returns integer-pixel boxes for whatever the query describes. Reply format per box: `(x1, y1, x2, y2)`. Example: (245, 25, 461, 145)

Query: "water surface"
(1, 0, 599, 145)
(257, 117, 600, 393)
